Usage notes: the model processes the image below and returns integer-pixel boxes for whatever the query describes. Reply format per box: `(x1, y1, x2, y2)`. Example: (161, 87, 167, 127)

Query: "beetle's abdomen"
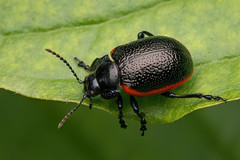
(111, 36, 193, 96)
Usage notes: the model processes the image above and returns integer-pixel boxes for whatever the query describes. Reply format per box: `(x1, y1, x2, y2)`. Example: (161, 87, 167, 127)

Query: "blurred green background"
(0, 88, 240, 160)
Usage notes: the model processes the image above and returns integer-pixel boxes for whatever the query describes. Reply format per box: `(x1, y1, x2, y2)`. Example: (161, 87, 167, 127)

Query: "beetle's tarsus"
(162, 92, 227, 102)
(117, 95, 127, 129)
(140, 125, 147, 136)
(74, 57, 91, 71)
(140, 117, 147, 136)
(119, 118, 127, 129)
(202, 95, 227, 102)
(138, 31, 154, 39)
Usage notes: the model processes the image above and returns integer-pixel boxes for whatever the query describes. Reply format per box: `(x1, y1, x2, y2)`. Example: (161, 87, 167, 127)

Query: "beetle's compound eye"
(83, 74, 100, 97)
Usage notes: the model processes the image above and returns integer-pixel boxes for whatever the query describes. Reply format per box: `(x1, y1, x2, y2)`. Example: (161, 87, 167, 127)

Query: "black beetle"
(45, 31, 226, 136)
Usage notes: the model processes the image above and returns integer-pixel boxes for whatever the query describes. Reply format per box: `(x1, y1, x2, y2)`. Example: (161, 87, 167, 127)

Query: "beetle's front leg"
(116, 95, 127, 129)
(130, 96, 147, 136)
(74, 57, 92, 71)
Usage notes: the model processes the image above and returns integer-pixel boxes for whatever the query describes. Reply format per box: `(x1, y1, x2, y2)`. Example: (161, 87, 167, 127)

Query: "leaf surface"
(0, 0, 239, 123)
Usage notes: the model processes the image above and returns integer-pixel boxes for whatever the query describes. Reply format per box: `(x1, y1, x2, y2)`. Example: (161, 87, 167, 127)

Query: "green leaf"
(0, 0, 239, 124)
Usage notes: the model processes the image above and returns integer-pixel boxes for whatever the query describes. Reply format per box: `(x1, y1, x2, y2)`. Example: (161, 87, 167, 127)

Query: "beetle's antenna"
(58, 94, 87, 128)
(45, 49, 83, 84)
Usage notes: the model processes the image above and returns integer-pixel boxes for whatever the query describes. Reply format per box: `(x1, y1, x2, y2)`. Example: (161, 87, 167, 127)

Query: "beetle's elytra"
(45, 31, 226, 136)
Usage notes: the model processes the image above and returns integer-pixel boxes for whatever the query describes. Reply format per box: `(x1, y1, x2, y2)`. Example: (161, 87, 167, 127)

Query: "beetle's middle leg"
(74, 57, 92, 71)
(138, 31, 154, 39)
(130, 96, 147, 136)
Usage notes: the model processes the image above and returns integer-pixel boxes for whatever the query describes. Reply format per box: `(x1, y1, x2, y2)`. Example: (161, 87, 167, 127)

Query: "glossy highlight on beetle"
(45, 31, 226, 136)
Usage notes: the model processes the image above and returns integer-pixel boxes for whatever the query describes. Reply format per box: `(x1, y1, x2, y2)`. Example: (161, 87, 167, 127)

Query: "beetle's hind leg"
(162, 92, 227, 101)
(116, 95, 127, 129)
(74, 57, 92, 71)
(138, 31, 154, 39)
(130, 96, 147, 136)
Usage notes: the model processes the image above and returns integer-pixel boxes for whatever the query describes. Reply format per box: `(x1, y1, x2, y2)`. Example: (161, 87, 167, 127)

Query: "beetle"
(45, 31, 226, 136)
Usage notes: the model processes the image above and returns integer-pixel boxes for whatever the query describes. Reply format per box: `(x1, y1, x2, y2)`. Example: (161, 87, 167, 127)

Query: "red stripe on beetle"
(110, 48, 116, 56)
(122, 70, 194, 97)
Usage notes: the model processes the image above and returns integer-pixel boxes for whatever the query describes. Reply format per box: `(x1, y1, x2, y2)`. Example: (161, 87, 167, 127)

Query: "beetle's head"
(83, 74, 100, 97)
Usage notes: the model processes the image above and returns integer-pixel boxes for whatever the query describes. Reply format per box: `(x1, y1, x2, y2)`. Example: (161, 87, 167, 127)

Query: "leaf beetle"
(45, 31, 226, 136)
